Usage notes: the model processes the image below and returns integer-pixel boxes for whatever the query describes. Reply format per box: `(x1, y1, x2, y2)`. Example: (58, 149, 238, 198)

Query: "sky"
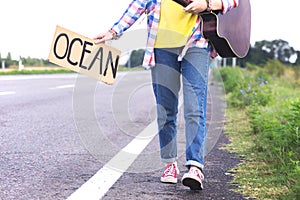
(0, 0, 299, 60)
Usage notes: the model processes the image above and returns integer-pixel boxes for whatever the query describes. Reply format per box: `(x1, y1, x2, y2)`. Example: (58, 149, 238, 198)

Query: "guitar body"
(200, 0, 251, 58)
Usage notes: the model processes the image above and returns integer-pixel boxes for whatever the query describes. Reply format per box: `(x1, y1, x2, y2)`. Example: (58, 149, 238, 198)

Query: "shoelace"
(164, 164, 176, 176)
(190, 168, 204, 180)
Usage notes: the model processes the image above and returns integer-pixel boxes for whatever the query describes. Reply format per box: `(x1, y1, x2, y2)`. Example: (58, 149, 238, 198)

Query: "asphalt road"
(0, 71, 250, 200)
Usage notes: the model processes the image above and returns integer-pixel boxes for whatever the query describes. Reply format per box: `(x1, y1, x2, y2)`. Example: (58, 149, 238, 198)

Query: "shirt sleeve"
(221, 0, 239, 14)
(110, 0, 148, 37)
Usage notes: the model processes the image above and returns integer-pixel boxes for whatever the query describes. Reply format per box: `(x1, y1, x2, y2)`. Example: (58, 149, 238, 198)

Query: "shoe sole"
(161, 177, 177, 184)
(182, 177, 203, 190)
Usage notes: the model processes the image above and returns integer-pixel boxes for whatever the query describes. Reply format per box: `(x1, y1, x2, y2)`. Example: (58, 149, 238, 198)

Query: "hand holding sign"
(93, 30, 117, 43)
(48, 26, 121, 85)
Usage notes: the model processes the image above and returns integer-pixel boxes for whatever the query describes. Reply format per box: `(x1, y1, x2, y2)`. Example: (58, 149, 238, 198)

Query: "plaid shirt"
(111, 0, 239, 68)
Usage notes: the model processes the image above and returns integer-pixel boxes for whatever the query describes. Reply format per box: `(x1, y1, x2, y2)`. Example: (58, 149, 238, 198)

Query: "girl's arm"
(94, 0, 148, 43)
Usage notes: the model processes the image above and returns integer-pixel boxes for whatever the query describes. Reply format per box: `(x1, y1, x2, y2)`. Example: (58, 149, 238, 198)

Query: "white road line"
(67, 121, 158, 200)
(49, 84, 75, 90)
(67, 95, 183, 200)
(0, 91, 16, 96)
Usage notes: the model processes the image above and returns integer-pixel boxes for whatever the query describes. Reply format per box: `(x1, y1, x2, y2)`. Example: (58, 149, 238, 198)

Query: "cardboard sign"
(48, 25, 121, 85)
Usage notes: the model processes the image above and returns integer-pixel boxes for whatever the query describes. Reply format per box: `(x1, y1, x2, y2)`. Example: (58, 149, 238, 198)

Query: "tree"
(263, 39, 297, 64)
(126, 49, 145, 68)
(294, 51, 300, 66)
(240, 39, 298, 66)
(5, 52, 14, 68)
(240, 44, 271, 66)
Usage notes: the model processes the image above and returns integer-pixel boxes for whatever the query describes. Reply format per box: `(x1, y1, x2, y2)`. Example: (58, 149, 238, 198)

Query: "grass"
(223, 107, 292, 199)
(0, 69, 73, 75)
(0, 65, 143, 75)
(0, 66, 72, 75)
(217, 64, 300, 200)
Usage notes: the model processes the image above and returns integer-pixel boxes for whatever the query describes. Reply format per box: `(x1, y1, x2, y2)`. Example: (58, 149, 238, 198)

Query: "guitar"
(172, 0, 251, 58)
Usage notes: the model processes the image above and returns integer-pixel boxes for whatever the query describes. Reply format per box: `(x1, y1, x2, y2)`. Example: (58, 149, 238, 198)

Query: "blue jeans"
(151, 47, 210, 170)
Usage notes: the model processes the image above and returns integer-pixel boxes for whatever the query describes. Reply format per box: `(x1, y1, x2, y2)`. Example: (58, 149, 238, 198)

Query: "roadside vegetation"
(215, 60, 300, 199)
(0, 65, 143, 76)
(0, 67, 73, 75)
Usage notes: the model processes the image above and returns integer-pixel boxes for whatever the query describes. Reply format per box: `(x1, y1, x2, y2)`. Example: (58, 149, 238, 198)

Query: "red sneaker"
(160, 162, 179, 184)
(181, 167, 204, 190)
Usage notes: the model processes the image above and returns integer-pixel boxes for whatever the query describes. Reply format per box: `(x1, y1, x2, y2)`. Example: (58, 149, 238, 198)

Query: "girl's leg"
(151, 48, 181, 163)
(181, 47, 210, 170)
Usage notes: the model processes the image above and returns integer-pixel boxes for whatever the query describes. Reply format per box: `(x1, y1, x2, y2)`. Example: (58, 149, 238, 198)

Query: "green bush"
(264, 59, 285, 77)
(248, 100, 300, 198)
(245, 62, 258, 71)
(218, 67, 244, 94)
(219, 67, 272, 108)
(219, 65, 300, 199)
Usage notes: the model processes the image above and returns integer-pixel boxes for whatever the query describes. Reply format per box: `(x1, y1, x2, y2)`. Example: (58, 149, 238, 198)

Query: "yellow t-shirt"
(155, 0, 198, 48)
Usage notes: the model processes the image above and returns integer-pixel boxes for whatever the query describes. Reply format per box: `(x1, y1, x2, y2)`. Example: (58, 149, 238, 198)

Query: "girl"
(94, 0, 238, 190)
